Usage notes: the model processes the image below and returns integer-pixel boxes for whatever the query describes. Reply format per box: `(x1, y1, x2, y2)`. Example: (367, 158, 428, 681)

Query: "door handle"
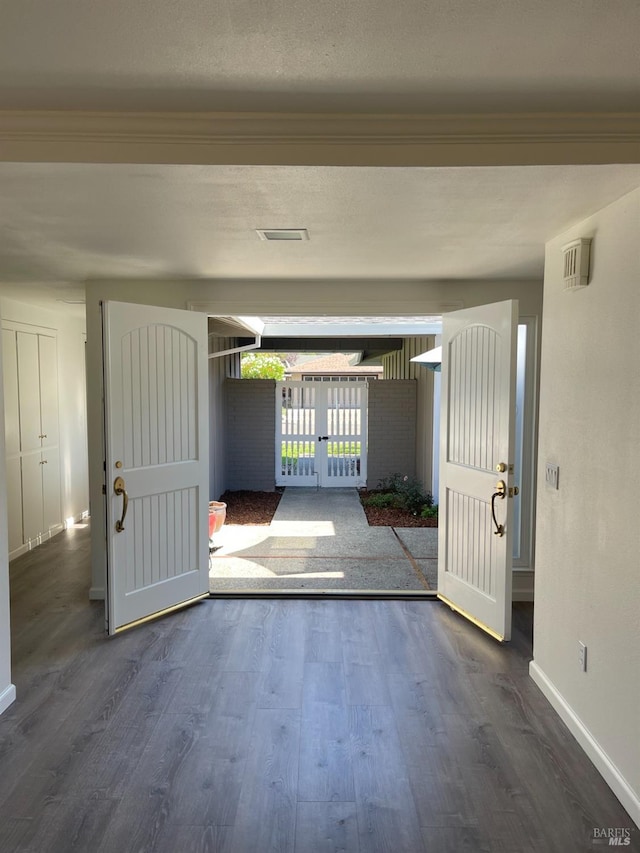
(318, 435, 329, 442)
(491, 480, 506, 537)
(114, 476, 128, 533)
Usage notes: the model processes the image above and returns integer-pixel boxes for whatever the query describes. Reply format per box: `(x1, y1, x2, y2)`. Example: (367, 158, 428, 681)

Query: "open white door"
(438, 300, 518, 641)
(103, 301, 209, 635)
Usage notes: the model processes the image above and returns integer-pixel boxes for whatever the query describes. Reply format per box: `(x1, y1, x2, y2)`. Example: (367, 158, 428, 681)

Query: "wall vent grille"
(562, 238, 591, 291)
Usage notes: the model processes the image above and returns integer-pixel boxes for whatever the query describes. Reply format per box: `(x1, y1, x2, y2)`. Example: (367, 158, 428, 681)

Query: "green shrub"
(421, 504, 438, 519)
(363, 492, 399, 508)
(376, 473, 433, 515)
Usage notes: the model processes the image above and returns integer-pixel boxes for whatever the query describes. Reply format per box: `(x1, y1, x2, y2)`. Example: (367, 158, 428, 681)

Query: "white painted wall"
(0, 295, 89, 526)
(0, 324, 15, 714)
(531, 187, 640, 824)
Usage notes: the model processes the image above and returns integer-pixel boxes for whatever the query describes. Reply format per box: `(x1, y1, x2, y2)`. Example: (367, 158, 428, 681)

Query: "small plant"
(363, 492, 399, 509)
(376, 473, 433, 515)
(421, 504, 438, 519)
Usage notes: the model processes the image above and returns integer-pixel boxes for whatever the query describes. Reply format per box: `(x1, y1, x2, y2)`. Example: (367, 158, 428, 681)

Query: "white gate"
(276, 381, 368, 487)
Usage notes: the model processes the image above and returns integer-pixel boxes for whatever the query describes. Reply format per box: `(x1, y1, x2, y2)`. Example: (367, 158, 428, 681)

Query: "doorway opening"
(208, 309, 537, 604)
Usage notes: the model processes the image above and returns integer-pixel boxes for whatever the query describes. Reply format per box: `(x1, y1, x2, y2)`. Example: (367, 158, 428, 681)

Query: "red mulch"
(358, 490, 438, 528)
(360, 505, 438, 527)
(218, 490, 283, 525)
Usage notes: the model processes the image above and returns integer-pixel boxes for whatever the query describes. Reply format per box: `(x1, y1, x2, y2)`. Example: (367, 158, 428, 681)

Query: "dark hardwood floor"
(0, 525, 636, 852)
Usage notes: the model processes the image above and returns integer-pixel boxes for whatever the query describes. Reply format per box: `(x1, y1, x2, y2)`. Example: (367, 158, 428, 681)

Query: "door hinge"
(101, 484, 106, 495)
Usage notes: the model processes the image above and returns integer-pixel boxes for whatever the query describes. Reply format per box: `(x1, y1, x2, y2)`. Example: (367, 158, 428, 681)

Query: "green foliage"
(362, 492, 399, 508)
(421, 504, 438, 519)
(376, 473, 433, 515)
(280, 441, 361, 462)
(241, 353, 285, 380)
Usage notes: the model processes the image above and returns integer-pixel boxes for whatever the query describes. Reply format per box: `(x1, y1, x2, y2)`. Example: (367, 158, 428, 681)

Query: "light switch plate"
(545, 463, 559, 489)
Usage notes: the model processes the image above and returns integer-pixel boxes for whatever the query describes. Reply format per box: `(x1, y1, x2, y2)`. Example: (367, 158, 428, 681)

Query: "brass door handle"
(491, 480, 506, 537)
(114, 476, 128, 533)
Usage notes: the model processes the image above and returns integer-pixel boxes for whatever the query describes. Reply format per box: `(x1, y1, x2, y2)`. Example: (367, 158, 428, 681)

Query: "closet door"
(21, 452, 44, 542)
(2, 329, 23, 553)
(4, 328, 62, 551)
(16, 332, 42, 453)
(38, 334, 59, 449)
(42, 446, 61, 532)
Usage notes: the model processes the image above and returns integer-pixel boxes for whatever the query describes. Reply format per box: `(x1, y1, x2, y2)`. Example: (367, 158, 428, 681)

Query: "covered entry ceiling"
(224, 315, 443, 361)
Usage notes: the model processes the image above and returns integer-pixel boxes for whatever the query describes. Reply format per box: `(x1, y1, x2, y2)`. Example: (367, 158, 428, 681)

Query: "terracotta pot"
(208, 501, 227, 537)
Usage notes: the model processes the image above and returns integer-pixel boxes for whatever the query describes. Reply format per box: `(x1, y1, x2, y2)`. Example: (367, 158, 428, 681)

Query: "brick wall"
(225, 379, 276, 491)
(366, 380, 417, 489)
(224, 378, 417, 493)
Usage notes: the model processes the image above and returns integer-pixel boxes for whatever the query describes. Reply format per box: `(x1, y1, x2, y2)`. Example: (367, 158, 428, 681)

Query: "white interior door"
(438, 300, 518, 642)
(103, 301, 209, 635)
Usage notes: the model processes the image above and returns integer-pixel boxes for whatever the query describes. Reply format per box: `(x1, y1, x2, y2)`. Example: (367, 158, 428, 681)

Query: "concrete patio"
(209, 487, 438, 593)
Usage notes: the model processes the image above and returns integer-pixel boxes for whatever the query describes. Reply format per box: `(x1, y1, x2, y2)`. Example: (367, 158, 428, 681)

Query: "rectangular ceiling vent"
(256, 229, 309, 241)
(562, 238, 591, 291)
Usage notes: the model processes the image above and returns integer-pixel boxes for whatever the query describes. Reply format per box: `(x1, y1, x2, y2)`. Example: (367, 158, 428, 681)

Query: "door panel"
(21, 452, 44, 542)
(2, 330, 20, 457)
(42, 446, 61, 532)
(6, 457, 23, 553)
(103, 302, 209, 635)
(17, 332, 42, 453)
(277, 382, 318, 486)
(323, 383, 367, 486)
(438, 300, 518, 642)
(38, 334, 59, 448)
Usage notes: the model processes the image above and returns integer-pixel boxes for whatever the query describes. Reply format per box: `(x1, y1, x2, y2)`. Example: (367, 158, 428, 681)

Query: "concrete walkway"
(209, 487, 438, 593)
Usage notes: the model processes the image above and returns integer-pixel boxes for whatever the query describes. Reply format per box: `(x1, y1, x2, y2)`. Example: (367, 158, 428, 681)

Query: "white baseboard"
(512, 569, 534, 602)
(0, 683, 16, 715)
(9, 514, 90, 562)
(530, 660, 640, 827)
(9, 524, 65, 562)
(8, 542, 29, 561)
(89, 586, 105, 601)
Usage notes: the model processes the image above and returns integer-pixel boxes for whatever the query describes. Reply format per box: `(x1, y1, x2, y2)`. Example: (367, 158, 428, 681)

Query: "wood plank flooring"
(0, 525, 636, 852)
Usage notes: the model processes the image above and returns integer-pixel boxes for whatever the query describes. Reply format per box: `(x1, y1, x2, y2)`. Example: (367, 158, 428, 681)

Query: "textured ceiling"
(1, 0, 639, 113)
(0, 0, 639, 298)
(0, 163, 639, 289)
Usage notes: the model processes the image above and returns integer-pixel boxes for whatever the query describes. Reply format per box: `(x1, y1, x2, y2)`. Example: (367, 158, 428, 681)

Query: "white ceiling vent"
(562, 238, 591, 291)
(256, 228, 309, 241)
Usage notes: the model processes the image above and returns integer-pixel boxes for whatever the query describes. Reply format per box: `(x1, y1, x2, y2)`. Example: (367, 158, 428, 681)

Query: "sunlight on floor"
(210, 557, 348, 580)
(269, 520, 336, 536)
(213, 521, 336, 557)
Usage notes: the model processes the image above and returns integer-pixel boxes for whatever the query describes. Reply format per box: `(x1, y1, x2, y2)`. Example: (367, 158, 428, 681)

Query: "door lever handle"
(318, 435, 329, 442)
(491, 480, 506, 537)
(114, 476, 129, 533)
